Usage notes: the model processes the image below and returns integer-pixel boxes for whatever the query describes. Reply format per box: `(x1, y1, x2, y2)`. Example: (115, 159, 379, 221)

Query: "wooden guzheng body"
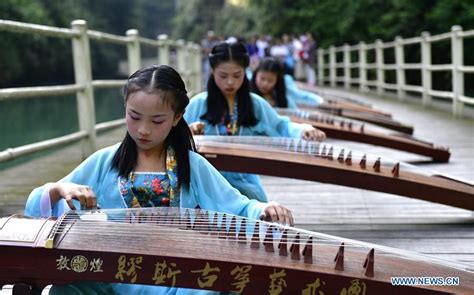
(294, 84, 415, 134)
(276, 108, 450, 162)
(195, 136, 473, 210)
(1, 209, 473, 294)
(298, 102, 414, 135)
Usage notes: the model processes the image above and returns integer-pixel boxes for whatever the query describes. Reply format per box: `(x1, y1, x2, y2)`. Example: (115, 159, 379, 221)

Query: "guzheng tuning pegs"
(334, 242, 344, 271)
(364, 248, 375, 277)
(327, 147, 334, 160)
(290, 233, 301, 260)
(338, 149, 345, 163)
(278, 229, 288, 256)
(321, 145, 327, 158)
(238, 218, 247, 244)
(218, 214, 228, 239)
(360, 154, 367, 169)
(392, 162, 400, 177)
(345, 151, 352, 165)
(228, 216, 237, 240)
(209, 213, 219, 236)
(302, 236, 313, 264)
(264, 226, 274, 252)
(373, 157, 381, 172)
(250, 222, 260, 249)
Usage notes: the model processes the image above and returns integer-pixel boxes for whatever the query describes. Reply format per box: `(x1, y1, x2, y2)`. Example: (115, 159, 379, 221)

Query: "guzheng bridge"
(0, 19, 473, 294)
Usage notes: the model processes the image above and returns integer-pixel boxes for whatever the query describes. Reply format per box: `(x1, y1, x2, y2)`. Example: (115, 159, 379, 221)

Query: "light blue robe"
(284, 74, 324, 107)
(184, 92, 306, 202)
(25, 143, 266, 295)
(247, 69, 323, 108)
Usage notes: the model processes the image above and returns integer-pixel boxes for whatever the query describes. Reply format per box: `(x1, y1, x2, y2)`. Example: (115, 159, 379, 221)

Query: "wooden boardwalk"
(1, 86, 473, 268)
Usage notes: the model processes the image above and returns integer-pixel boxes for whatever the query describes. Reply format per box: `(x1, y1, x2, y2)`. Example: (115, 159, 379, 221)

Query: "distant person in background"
(185, 42, 325, 202)
(281, 33, 295, 77)
(256, 34, 269, 59)
(201, 30, 219, 89)
(250, 57, 324, 109)
(301, 32, 317, 86)
(245, 35, 259, 70)
(292, 34, 305, 80)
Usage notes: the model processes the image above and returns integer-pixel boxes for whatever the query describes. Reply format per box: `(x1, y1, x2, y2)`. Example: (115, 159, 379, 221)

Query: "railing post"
(192, 44, 203, 94)
(317, 48, 324, 86)
(451, 25, 464, 117)
(359, 42, 368, 92)
(176, 39, 187, 88)
(70, 20, 96, 159)
(395, 36, 406, 100)
(343, 44, 350, 89)
(158, 34, 170, 66)
(421, 31, 432, 107)
(375, 39, 385, 96)
(126, 29, 141, 75)
(185, 41, 194, 94)
(329, 46, 336, 87)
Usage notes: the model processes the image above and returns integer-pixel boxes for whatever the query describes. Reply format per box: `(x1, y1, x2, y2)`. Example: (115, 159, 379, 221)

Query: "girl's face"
(255, 70, 278, 96)
(125, 90, 182, 152)
(212, 61, 245, 99)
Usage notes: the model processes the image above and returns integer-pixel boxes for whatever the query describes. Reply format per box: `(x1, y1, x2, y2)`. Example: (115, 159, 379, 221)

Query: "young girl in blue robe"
(185, 42, 325, 203)
(250, 57, 324, 109)
(24, 65, 293, 295)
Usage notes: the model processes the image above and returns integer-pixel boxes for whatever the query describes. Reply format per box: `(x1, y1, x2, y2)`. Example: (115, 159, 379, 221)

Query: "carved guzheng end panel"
(1, 209, 473, 294)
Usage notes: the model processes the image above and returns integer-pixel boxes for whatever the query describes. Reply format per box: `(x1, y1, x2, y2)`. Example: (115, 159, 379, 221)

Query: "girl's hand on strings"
(302, 125, 326, 141)
(260, 201, 294, 226)
(189, 121, 206, 135)
(49, 183, 97, 210)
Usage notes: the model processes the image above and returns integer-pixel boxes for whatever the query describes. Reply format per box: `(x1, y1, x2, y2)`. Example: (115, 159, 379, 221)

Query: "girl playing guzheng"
(250, 57, 324, 109)
(185, 41, 326, 202)
(24, 65, 293, 295)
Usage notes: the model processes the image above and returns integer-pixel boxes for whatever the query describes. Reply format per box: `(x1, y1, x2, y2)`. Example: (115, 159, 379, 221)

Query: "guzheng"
(194, 136, 473, 211)
(1, 209, 473, 294)
(293, 85, 414, 134)
(298, 102, 414, 135)
(276, 108, 450, 162)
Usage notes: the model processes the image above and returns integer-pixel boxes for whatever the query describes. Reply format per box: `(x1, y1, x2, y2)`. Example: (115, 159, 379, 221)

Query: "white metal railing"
(0, 19, 202, 163)
(317, 25, 473, 117)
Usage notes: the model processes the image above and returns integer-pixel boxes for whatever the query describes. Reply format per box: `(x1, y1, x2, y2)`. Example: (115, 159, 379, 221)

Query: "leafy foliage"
(0, 0, 176, 87)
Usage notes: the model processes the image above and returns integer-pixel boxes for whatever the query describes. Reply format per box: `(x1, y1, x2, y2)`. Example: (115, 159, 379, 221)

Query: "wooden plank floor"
(0, 86, 473, 270)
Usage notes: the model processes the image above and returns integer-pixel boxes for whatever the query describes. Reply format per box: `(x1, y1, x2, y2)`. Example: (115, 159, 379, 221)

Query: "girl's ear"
(172, 112, 183, 127)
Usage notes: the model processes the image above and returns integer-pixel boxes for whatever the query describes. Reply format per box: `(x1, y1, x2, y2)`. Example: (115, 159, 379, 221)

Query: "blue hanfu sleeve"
(186, 152, 266, 220)
(184, 92, 208, 124)
(284, 74, 324, 106)
(251, 93, 306, 138)
(286, 92, 299, 109)
(24, 145, 118, 218)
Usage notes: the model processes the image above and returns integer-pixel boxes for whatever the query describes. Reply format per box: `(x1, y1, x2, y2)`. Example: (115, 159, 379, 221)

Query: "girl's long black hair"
(250, 57, 288, 108)
(112, 65, 196, 189)
(201, 41, 258, 126)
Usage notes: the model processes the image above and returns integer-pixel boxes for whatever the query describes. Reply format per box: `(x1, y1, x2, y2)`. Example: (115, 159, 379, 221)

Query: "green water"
(0, 88, 124, 169)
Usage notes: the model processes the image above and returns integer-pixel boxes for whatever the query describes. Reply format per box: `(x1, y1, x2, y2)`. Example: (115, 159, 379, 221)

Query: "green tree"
(0, 0, 176, 87)
(171, 0, 225, 43)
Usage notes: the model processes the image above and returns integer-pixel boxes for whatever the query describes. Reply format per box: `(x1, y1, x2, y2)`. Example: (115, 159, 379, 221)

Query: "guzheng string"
(49, 208, 472, 272)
